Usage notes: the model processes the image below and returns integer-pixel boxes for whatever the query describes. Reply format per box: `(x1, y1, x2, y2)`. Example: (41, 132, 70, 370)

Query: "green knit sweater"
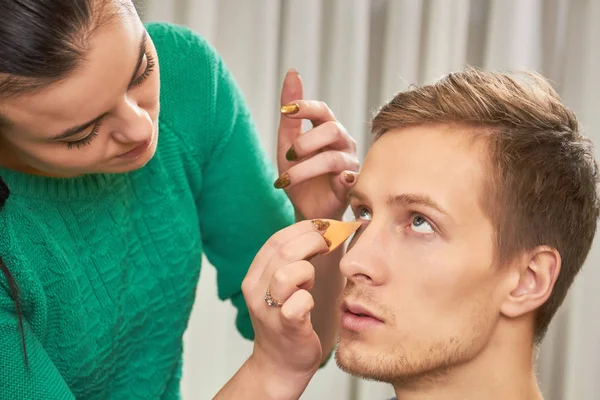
(0, 23, 294, 399)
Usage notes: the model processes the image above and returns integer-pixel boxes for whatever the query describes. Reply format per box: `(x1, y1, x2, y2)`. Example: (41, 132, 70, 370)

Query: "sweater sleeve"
(0, 259, 74, 399)
(147, 23, 295, 339)
(0, 312, 74, 400)
(195, 39, 295, 340)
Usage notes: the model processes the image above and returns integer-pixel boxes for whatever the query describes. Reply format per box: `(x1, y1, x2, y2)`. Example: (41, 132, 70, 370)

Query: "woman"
(0, 0, 358, 398)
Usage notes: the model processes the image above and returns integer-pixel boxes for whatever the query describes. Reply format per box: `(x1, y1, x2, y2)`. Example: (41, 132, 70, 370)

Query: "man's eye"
(355, 206, 372, 221)
(410, 215, 434, 234)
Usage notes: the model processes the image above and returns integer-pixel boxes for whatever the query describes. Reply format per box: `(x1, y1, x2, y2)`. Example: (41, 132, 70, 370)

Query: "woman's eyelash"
(66, 124, 101, 150)
(130, 52, 155, 87)
(62, 52, 155, 150)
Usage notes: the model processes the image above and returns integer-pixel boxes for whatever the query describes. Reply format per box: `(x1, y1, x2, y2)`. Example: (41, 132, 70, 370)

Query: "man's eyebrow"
(51, 31, 148, 141)
(386, 193, 451, 218)
(348, 188, 368, 203)
(349, 188, 451, 218)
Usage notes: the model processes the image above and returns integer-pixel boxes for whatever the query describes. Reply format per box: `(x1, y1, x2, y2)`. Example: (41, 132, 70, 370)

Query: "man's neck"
(392, 324, 544, 400)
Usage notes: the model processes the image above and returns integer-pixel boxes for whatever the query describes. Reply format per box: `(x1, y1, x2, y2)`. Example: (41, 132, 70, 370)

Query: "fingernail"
(343, 171, 356, 184)
(281, 103, 300, 115)
(311, 219, 330, 231)
(273, 173, 290, 189)
(285, 146, 298, 161)
(288, 67, 299, 75)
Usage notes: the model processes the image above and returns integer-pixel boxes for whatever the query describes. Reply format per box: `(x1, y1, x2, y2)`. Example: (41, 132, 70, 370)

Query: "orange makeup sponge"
(321, 220, 362, 253)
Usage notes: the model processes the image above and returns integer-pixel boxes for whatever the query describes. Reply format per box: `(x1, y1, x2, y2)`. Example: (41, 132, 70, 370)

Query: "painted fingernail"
(285, 146, 298, 161)
(311, 219, 330, 231)
(343, 171, 356, 184)
(281, 103, 300, 115)
(273, 173, 290, 189)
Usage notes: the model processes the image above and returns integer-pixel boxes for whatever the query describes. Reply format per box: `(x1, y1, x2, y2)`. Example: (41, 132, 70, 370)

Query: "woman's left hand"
(274, 69, 359, 221)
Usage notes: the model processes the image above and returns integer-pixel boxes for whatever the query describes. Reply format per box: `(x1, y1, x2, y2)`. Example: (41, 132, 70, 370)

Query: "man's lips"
(343, 301, 382, 321)
(341, 300, 385, 332)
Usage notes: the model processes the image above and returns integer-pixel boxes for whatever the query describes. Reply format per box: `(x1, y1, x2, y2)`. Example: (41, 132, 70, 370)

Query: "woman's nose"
(111, 95, 153, 144)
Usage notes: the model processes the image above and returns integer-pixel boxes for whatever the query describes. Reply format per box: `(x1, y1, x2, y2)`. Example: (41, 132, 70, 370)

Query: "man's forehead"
(359, 125, 488, 206)
(365, 125, 486, 167)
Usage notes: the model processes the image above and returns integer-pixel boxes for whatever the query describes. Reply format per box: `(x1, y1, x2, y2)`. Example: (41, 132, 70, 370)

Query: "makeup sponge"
(322, 220, 362, 253)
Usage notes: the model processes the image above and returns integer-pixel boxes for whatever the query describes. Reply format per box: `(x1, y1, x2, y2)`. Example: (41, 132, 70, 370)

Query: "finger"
(330, 170, 359, 204)
(280, 289, 315, 333)
(267, 261, 315, 307)
(275, 150, 359, 190)
(259, 231, 328, 285)
(280, 69, 303, 108)
(277, 69, 304, 164)
(284, 121, 357, 162)
(280, 100, 336, 127)
(242, 220, 329, 290)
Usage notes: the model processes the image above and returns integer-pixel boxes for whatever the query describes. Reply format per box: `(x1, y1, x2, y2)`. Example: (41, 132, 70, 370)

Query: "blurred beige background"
(138, 1, 600, 399)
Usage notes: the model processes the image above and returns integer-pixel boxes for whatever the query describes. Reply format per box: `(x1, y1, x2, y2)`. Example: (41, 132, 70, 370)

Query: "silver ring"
(264, 288, 283, 308)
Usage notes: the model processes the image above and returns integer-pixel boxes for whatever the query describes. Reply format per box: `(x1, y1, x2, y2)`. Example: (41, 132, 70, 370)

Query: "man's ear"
(500, 246, 561, 318)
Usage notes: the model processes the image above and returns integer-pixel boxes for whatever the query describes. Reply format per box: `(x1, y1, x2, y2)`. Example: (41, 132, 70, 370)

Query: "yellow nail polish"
(285, 146, 298, 161)
(311, 219, 331, 231)
(343, 171, 356, 184)
(273, 173, 291, 189)
(280, 103, 300, 115)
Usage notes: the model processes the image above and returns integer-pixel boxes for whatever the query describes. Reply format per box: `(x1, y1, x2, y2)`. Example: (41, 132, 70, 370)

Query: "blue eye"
(355, 206, 372, 221)
(411, 215, 434, 233)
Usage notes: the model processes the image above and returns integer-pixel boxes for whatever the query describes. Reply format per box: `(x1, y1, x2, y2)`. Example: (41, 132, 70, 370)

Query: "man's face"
(335, 124, 511, 383)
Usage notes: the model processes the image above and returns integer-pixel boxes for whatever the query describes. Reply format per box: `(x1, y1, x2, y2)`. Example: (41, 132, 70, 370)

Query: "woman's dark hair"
(0, 0, 116, 365)
(0, 0, 112, 98)
(0, 178, 28, 365)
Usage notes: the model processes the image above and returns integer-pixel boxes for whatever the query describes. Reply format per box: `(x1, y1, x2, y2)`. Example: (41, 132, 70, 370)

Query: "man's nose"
(339, 223, 388, 285)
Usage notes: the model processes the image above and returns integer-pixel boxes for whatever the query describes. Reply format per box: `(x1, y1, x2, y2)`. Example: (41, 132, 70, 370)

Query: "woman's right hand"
(215, 220, 331, 399)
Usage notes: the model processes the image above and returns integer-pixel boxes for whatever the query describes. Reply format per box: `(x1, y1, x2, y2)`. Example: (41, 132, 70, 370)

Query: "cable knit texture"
(0, 22, 294, 399)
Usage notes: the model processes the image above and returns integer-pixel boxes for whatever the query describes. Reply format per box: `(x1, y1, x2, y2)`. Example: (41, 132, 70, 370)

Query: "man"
(335, 67, 599, 399)
(217, 68, 598, 400)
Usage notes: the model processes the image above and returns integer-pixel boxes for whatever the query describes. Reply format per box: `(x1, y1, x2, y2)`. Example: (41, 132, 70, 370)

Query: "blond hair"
(372, 67, 599, 341)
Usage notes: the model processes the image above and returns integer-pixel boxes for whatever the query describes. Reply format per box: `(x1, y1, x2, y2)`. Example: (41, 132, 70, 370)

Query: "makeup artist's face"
(336, 124, 510, 383)
(0, 1, 160, 177)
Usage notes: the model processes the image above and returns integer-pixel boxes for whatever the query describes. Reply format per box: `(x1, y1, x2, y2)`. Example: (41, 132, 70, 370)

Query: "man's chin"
(334, 339, 421, 385)
(335, 339, 389, 382)
(335, 338, 465, 388)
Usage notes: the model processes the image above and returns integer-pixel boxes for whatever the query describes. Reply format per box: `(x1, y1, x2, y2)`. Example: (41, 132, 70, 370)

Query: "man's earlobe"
(500, 247, 561, 318)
